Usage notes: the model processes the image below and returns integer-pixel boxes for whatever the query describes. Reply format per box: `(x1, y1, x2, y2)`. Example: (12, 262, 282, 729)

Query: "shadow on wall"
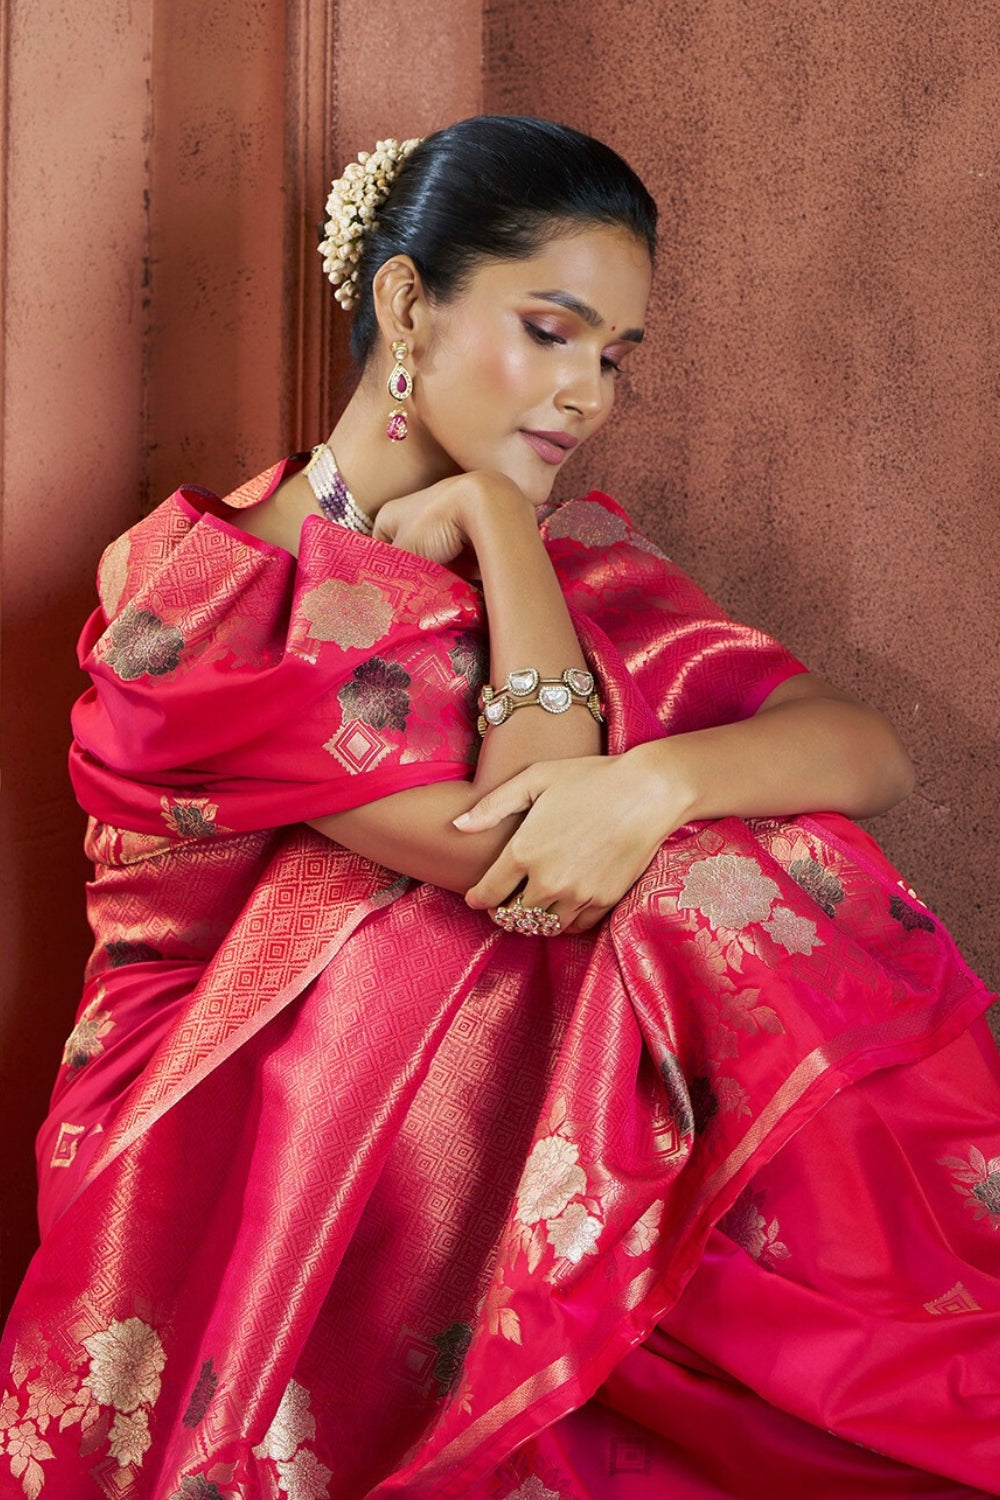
(1, 596, 94, 1315)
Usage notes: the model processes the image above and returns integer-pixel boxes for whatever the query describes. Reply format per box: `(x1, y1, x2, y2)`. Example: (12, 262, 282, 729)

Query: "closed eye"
(523, 320, 565, 347)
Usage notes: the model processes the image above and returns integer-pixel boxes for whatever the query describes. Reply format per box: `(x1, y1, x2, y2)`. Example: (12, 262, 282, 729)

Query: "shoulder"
(94, 457, 309, 619)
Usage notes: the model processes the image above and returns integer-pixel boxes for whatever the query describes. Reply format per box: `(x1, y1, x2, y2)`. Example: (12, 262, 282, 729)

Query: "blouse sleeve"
(543, 492, 807, 737)
(69, 499, 487, 839)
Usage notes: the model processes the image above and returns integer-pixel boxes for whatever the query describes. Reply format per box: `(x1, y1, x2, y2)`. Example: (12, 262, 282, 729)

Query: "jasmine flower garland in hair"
(319, 137, 422, 310)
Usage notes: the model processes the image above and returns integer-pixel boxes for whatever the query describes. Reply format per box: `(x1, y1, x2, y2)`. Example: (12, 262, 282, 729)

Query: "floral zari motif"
(0, 1316, 166, 1496)
(474, 1100, 606, 1372)
(678, 853, 822, 955)
(252, 1379, 332, 1499)
(939, 1146, 1000, 1228)
(61, 987, 114, 1072)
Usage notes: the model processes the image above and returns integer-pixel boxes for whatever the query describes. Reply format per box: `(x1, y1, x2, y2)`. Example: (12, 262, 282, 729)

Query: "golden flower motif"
(0, 1392, 21, 1430)
(25, 1362, 79, 1425)
(715, 1076, 751, 1117)
(275, 1447, 333, 1500)
(108, 1408, 151, 1468)
(61, 992, 114, 1071)
(764, 905, 822, 955)
(939, 1146, 1000, 1226)
(545, 1202, 602, 1263)
(82, 1318, 165, 1413)
(252, 1378, 316, 1465)
(516, 1137, 586, 1226)
(299, 579, 393, 651)
(623, 1200, 664, 1258)
(4, 1417, 55, 1473)
(544, 500, 630, 550)
(719, 1187, 789, 1268)
(678, 854, 780, 930)
(98, 532, 132, 617)
(506, 1478, 561, 1500)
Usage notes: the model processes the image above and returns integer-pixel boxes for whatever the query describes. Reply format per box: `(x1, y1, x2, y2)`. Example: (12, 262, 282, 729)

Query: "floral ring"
(492, 897, 561, 937)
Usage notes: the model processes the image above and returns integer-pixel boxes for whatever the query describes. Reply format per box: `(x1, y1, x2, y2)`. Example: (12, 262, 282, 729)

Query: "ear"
(371, 256, 430, 352)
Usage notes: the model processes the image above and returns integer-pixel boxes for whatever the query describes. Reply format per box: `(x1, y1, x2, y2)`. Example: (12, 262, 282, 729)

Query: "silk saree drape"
(1, 458, 996, 1499)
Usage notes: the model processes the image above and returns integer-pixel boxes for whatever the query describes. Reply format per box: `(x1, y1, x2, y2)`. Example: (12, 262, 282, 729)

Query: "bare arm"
(461, 669, 913, 928)
(312, 634, 912, 919)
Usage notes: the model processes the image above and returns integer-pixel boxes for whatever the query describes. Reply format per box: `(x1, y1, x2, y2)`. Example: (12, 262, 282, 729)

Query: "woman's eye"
(523, 321, 564, 347)
(601, 356, 623, 375)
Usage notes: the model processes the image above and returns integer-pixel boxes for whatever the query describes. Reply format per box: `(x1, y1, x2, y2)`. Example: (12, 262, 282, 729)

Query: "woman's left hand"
(456, 748, 690, 933)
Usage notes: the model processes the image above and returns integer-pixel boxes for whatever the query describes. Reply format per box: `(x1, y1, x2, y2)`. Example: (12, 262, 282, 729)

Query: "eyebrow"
(528, 289, 644, 343)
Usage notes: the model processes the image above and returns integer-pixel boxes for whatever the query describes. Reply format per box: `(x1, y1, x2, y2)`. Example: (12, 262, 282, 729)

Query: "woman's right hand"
(457, 748, 684, 933)
(373, 470, 534, 565)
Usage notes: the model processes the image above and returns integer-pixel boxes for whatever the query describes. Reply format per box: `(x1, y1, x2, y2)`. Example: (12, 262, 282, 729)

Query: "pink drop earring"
(386, 341, 413, 441)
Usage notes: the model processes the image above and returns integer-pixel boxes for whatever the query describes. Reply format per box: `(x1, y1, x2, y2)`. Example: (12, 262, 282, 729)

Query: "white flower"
(516, 1137, 586, 1225)
(108, 1407, 151, 1468)
(678, 854, 780, 930)
(276, 1446, 333, 1500)
(319, 138, 422, 309)
(545, 1203, 602, 1263)
(764, 905, 823, 955)
(82, 1318, 165, 1413)
(253, 1379, 316, 1464)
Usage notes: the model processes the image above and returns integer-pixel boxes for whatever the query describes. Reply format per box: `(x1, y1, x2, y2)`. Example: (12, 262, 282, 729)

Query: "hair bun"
(319, 137, 422, 310)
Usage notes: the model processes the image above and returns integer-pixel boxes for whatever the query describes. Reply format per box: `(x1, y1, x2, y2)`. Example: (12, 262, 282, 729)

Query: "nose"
(557, 357, 606, 421)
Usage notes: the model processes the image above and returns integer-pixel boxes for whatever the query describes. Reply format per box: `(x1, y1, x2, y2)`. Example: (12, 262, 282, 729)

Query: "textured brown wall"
(486, 0, 1000, 988)
(0, 0, 153, 1306)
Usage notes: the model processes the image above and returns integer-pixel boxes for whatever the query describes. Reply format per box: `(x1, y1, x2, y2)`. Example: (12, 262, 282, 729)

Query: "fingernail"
(453, 812, 472, 828)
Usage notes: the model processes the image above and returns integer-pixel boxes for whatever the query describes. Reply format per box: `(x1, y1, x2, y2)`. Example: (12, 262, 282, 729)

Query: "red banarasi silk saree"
(1, 457, 997, 1499)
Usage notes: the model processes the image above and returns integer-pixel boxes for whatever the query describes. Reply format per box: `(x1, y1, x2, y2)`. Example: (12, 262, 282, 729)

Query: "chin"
(503, 455, 560, 508)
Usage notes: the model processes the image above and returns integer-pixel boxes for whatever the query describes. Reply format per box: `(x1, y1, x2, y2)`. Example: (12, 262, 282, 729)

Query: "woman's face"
(408, 225, 652, 505)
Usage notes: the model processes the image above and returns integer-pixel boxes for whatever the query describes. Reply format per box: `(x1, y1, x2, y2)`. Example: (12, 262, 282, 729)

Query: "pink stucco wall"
(485, 0, 1000, 988)
(0, 0, 153, 1309)
(2, 1, 997, 1312)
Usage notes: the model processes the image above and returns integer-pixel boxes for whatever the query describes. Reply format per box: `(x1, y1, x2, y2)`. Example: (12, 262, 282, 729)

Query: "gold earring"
(386, 341, 413, 441)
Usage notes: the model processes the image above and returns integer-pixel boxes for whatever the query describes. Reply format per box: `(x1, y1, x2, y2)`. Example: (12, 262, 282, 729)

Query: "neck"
(324, 371, 460, 515)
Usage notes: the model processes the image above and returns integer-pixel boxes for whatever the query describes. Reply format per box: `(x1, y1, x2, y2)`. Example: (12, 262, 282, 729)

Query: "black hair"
(346, 115, 657, 366)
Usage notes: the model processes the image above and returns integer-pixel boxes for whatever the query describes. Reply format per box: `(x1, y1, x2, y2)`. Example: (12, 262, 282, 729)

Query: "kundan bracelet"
(477, 667, 604, 737)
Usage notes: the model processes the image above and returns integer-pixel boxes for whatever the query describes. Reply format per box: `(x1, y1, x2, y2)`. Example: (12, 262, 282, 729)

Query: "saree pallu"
(1, 459, 996, 1499)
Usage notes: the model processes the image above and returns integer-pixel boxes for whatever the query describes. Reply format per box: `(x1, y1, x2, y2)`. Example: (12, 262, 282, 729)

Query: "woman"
(1, 117, 995, 1499)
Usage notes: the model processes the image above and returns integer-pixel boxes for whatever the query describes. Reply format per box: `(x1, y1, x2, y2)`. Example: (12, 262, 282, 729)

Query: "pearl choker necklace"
(305, 444, 374, 535)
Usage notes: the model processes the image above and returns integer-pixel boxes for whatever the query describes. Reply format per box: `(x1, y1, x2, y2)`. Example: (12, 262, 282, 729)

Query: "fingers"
(563, 901, 613, 934)
(453, 770, 538, 832)
(464, 844, 526, 911)
(372, 504, 398, 546)
(465, 848, 594, 937)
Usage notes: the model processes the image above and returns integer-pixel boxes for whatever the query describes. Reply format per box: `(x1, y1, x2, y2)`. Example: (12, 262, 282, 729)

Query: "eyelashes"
(522, 321, 623, 374)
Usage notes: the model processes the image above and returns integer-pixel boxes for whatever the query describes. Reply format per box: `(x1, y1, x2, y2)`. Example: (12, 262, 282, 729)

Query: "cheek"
(462, 333, 535, 410)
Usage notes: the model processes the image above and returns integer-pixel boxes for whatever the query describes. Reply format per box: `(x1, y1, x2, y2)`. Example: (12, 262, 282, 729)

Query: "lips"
(519, 430, 580, 465)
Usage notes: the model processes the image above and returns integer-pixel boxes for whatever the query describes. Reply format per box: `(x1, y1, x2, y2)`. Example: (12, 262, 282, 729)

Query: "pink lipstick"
(520, 430, 579, 465)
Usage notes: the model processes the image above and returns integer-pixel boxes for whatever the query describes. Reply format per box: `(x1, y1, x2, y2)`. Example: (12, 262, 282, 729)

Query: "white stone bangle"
(477, 667, 604, 737)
